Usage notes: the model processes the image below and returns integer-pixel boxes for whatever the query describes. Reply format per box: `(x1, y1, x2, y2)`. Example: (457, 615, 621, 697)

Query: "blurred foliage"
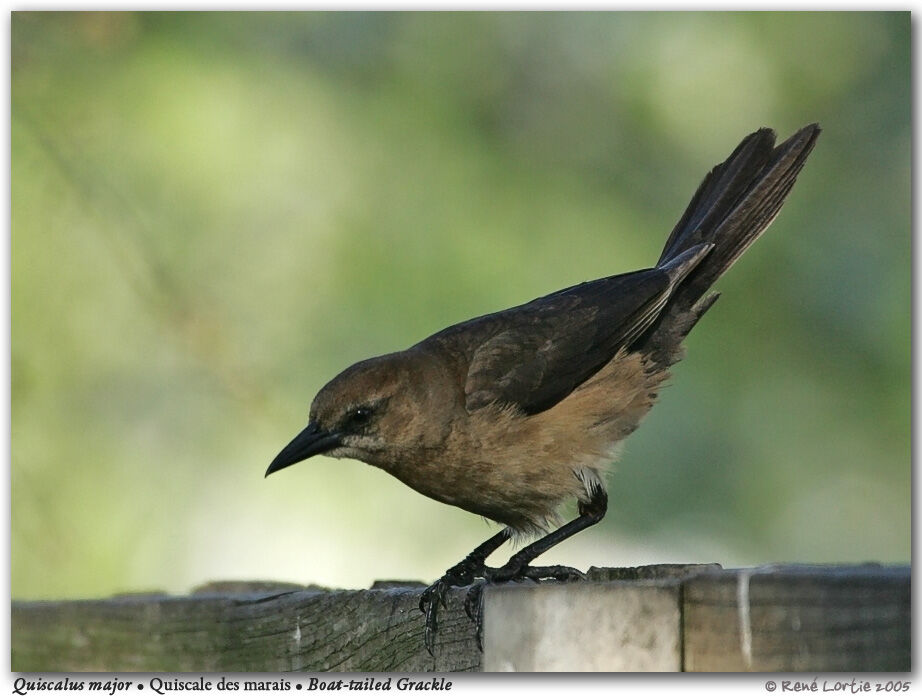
(11, 12, 909, 599)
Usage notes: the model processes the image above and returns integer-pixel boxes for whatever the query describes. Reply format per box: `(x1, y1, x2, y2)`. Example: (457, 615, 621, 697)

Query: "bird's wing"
(459, 268, 673, 415)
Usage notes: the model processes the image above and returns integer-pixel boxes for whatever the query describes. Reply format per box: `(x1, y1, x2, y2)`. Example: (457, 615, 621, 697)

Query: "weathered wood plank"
(683, 565, 910, 672)
(12, 565, 910, 672)
(483, 581, 682, 671)
(482, 563, 718, 671)
(12, 584, 479, 672)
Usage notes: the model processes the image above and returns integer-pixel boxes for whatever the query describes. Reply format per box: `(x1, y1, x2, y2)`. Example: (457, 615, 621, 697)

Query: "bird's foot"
(461, 563, 587, 650)
(419, 558, 483, 656)
(420, 558, 586, 654)
(487, 563, 587, 584)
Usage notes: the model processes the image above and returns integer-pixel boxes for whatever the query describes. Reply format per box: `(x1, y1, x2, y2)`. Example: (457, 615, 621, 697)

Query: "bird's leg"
(489, 487, 608, 584)
(461, 487, 609, 650)
(458, 564, 586, 652)
(421, 487, 608, 653)
(420, 527, 512, 655)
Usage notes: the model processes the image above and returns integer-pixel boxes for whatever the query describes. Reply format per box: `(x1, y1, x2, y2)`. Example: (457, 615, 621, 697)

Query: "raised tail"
(642, 124, 821, 365)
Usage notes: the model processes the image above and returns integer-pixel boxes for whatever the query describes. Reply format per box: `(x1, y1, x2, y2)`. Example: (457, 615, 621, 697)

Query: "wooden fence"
(11, 564, 909, 672)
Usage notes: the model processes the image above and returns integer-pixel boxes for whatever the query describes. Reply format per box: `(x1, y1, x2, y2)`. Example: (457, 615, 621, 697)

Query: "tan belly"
(382, 350, 669, 534)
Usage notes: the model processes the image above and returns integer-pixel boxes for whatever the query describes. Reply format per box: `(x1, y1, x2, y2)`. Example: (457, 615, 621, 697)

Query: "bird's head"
(265, 351, 452, 477)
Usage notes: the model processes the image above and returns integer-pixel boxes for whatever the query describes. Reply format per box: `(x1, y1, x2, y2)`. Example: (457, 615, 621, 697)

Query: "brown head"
(265, 349, 458, 477)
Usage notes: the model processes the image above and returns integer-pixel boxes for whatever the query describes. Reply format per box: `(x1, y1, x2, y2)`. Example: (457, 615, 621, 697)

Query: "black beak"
(265, 421, 342, 477)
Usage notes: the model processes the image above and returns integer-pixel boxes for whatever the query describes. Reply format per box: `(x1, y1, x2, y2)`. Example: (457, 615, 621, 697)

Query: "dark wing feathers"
(448, 242, 711, 415)
(430, 268, 673, 415)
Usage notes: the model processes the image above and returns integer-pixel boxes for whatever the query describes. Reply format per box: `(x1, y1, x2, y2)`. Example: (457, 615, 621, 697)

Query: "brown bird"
(266, 124, 820, 651)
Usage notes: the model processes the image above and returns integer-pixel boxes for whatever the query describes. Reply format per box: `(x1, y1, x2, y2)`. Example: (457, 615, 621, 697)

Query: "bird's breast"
(377, 349, 669, 533)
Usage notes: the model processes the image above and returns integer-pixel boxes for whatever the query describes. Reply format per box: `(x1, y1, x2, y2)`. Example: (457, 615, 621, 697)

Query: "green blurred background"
(11, 12, 909, 600)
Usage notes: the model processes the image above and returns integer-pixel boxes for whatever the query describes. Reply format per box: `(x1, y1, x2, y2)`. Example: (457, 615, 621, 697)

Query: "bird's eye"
(346, 406, 373, 428)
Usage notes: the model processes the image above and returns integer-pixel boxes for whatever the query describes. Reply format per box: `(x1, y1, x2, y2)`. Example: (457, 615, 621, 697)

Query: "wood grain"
(12, 565, 910, 672)
(683, 565, 910, 671)
(12, 584, 479, 672)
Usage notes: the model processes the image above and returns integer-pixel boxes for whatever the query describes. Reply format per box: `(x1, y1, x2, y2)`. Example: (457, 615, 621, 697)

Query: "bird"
(266, 124, 821, 652)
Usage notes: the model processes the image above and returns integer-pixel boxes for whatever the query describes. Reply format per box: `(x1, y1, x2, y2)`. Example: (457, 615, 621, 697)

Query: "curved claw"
(419, 558, 491, 654)
(462, 583, 486, 651)
(418, 581, 441, 614)
(422, 575, 469, 656)
(422, 556, 586, 654)
(423, 588, 441, 656)
(420, 579, 450, 656)
(464, 582, 484, 622)
(422, 561, 587, 655)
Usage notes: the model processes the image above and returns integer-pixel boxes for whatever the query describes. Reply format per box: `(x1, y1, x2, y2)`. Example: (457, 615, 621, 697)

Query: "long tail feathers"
(644, 124, 821, 363)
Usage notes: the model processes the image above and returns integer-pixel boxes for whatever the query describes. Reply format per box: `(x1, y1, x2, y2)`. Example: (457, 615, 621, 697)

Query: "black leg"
(419, 527, 512, 655)
(453, 487, 608, 650)
(420, 485, 608, 654)
(489, 486, 608, 583)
